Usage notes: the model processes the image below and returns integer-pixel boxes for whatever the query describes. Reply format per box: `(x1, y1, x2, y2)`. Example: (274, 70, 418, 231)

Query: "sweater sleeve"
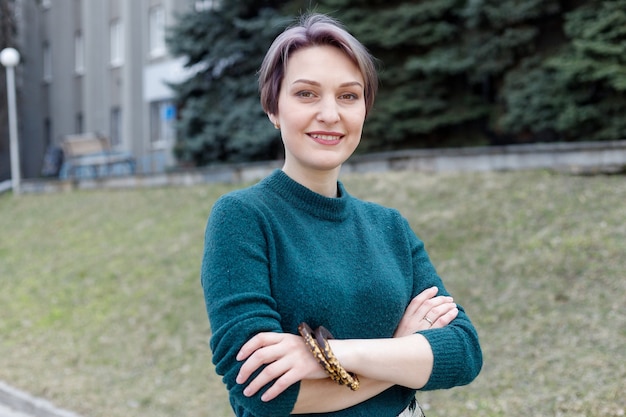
(402, 219, 483, 390)
(200, 195, 300, 417)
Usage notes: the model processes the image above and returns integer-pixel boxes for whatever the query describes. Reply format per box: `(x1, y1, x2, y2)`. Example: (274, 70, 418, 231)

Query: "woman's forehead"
(283, 45, 364, 85)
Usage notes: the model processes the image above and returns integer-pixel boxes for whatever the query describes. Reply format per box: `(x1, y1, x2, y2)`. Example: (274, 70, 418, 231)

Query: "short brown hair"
(258, 13, 378, 116)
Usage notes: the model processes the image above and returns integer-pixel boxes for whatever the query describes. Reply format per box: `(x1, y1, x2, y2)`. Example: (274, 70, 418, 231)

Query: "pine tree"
(499, 0, 626, 142)
(314, 0, 562, 150)
(167, 2, 292, 165)
(167, 0, 624, 165)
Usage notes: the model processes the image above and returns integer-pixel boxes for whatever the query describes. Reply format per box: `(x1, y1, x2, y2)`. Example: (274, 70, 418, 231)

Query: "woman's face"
(270, 45, 366, 179)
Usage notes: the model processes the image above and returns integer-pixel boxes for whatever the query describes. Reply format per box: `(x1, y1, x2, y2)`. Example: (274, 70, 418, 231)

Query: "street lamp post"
(1, 47, 21, 195)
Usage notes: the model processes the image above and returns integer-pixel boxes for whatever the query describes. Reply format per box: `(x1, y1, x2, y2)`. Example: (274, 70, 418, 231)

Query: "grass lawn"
(0, 169, 624, 417)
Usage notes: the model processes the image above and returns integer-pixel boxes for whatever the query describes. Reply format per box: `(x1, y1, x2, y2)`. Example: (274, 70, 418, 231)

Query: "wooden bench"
(61, 133, 136, 178)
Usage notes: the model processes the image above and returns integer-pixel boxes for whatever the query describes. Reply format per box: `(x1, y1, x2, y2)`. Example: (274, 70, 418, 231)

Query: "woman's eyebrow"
(340, 81, 364, 89)
(292, 79, 363, 89)
(292, 79, 320, 86)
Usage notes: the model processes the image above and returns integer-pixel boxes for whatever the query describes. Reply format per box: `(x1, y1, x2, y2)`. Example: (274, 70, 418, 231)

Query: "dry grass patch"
(0, 170, 624, 417)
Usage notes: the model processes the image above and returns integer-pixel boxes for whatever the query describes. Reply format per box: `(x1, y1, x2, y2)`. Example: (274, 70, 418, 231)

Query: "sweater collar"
(264, 170, 350, 222)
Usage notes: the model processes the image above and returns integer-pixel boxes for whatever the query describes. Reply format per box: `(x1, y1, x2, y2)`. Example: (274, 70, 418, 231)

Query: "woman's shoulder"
(348, 195, 413, 233)
(349, 194, 404, 220)
(212, 182, 267, 214)
(210, 173, 286, 223)
(206, 186, 271, 239)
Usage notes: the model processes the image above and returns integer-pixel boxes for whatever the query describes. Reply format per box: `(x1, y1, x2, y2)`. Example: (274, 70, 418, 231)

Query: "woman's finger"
(237, 332, 325, 399)
(432, 306, 459, 328)
(404, 286, 439, 316)
(236, 332, 284, 384)
(424, 300, 456, 322)
(423, 302, 457, 327)
(395, 298, 456, 336)
(259, 368, 303, 402)
(242, 357, 289, 398)
(237, 332, 280, 361)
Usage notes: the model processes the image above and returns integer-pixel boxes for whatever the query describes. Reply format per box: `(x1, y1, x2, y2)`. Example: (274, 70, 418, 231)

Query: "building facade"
(2, 0, 202, 180)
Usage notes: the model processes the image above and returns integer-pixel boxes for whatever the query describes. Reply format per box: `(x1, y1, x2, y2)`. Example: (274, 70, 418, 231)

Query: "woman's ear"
(268, 114, 280, 130)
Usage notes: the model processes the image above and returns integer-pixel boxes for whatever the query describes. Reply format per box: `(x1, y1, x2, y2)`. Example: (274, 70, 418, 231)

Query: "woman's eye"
(296, 91, 315, 98)
(340, 93, 359, 100)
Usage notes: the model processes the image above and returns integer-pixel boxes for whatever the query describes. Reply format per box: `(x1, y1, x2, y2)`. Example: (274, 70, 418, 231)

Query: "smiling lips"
(308, 132, 343, 145)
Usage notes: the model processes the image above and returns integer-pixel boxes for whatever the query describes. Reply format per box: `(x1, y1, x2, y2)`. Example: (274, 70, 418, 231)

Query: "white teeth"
(311, 134, 339, 141)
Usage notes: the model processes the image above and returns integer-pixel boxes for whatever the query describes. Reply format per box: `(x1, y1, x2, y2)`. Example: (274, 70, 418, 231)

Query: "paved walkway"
(0, 381, 82, 417)
(0, 403, 33, 417)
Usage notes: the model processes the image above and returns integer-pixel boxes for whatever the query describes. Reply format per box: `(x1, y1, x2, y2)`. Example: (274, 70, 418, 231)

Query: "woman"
(201, 13, 482, 417)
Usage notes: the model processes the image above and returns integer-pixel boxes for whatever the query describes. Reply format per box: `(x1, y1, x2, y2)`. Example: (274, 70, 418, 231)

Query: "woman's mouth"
(308, 133, 343, 145)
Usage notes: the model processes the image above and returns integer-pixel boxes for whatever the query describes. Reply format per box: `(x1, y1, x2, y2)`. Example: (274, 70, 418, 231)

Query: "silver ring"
(423, 316, 433, 325)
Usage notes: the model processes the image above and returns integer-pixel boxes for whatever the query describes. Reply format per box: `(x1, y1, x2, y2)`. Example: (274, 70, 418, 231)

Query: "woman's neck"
(281, 165, 341, 198)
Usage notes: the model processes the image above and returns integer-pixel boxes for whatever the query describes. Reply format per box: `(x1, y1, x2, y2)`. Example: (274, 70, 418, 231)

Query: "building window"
(110, 19, 124, 67)
(76, 113, 83, 134)
(44, 118, 52, 149)
(43, 42, 52, 82)
(149, 6, 166, 58)
(195, 0, 221, 12)
(110, 107, 122, 147)
(74, 32, 84, 75)
(149, 100, 176, 148)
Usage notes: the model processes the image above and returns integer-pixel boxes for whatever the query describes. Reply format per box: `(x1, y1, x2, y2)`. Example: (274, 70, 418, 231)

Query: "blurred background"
(1, 2, 625, 417)
(1, 0, 625, 182)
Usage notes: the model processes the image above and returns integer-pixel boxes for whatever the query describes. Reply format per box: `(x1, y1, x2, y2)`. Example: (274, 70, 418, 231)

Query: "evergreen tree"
(167, 0, 624, 166)
(314, 0, 562, 150)
(499, 0, 626, 142)
(167, 2, 292, 165)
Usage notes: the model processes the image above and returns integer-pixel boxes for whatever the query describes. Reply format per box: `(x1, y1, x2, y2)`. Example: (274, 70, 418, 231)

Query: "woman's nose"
(316, 97, 340, 124)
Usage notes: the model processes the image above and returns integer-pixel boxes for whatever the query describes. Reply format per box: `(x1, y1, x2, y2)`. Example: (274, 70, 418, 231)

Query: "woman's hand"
(394, 286, 458, 337)
(236, 332, 327, 402)
(236, 286, 457, 402)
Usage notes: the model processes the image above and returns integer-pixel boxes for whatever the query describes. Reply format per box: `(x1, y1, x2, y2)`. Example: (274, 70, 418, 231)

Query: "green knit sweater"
(201, 170, 482, 417)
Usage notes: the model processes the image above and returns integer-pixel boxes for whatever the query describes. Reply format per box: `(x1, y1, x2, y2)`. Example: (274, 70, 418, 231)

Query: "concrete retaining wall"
(18, 140, 626, 193)
(342, 140, 626, 174)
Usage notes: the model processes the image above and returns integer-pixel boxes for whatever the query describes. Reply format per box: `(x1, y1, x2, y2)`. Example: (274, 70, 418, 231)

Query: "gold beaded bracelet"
(298, 322, 360, 391)
(298, 323, 336, 379)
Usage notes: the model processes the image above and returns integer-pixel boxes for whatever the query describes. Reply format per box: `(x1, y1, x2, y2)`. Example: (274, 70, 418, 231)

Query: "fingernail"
(243, 387, 251, 397)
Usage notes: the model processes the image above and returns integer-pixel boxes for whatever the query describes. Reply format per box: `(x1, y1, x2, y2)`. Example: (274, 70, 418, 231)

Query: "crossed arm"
(236, 286, 459, 414)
